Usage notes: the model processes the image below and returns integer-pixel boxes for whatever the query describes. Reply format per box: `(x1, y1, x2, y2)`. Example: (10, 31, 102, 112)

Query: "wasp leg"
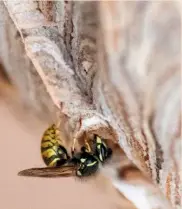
(84, 140, 91, 153)
(71, 137, 77, 156)
(71, 117, 83, 156)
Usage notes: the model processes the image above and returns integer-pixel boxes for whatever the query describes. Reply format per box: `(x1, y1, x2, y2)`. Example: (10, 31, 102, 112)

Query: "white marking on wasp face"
(96, 136, 102, 143)
(99, 153, 103, 162)
(76, 170, 82, 176)
(97, 144, 101, 150)
(80, 158, 86, 163)
(87, 161, 97, 167)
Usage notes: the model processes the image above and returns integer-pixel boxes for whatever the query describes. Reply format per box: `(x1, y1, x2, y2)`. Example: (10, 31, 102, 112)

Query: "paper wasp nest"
(0, 1, 180, 209)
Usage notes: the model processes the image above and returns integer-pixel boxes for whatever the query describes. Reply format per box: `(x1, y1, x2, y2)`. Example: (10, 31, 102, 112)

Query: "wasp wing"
(18, 165, 76, 178)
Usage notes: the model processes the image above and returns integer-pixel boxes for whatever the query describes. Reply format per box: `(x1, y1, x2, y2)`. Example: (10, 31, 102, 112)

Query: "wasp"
(18, 123, 112, 178)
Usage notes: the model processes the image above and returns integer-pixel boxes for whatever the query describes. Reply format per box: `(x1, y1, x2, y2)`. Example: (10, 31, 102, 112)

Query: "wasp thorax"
(69, 134, 113, 177)
(71, 151, 99, 177)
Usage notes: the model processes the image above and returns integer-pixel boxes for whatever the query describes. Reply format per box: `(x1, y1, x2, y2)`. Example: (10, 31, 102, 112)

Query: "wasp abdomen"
(41, 124, 69, 167)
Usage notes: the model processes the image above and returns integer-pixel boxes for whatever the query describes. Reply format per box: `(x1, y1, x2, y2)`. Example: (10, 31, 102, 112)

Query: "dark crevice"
(0, 62, 12, 84)
(63, 1, 74, 68)
(148, 113, 164, 184)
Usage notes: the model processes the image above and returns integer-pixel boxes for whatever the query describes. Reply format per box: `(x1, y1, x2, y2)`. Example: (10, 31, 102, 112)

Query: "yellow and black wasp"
(18, 123, 112, 178)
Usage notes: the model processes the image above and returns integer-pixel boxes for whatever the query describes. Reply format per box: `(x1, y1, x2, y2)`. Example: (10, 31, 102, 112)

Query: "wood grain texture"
(97, 2, 181, 208)
(0, 1, 181, 209)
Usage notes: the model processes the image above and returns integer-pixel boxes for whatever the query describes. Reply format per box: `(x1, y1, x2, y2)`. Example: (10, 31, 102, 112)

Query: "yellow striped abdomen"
(41, 124, 70, 167)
